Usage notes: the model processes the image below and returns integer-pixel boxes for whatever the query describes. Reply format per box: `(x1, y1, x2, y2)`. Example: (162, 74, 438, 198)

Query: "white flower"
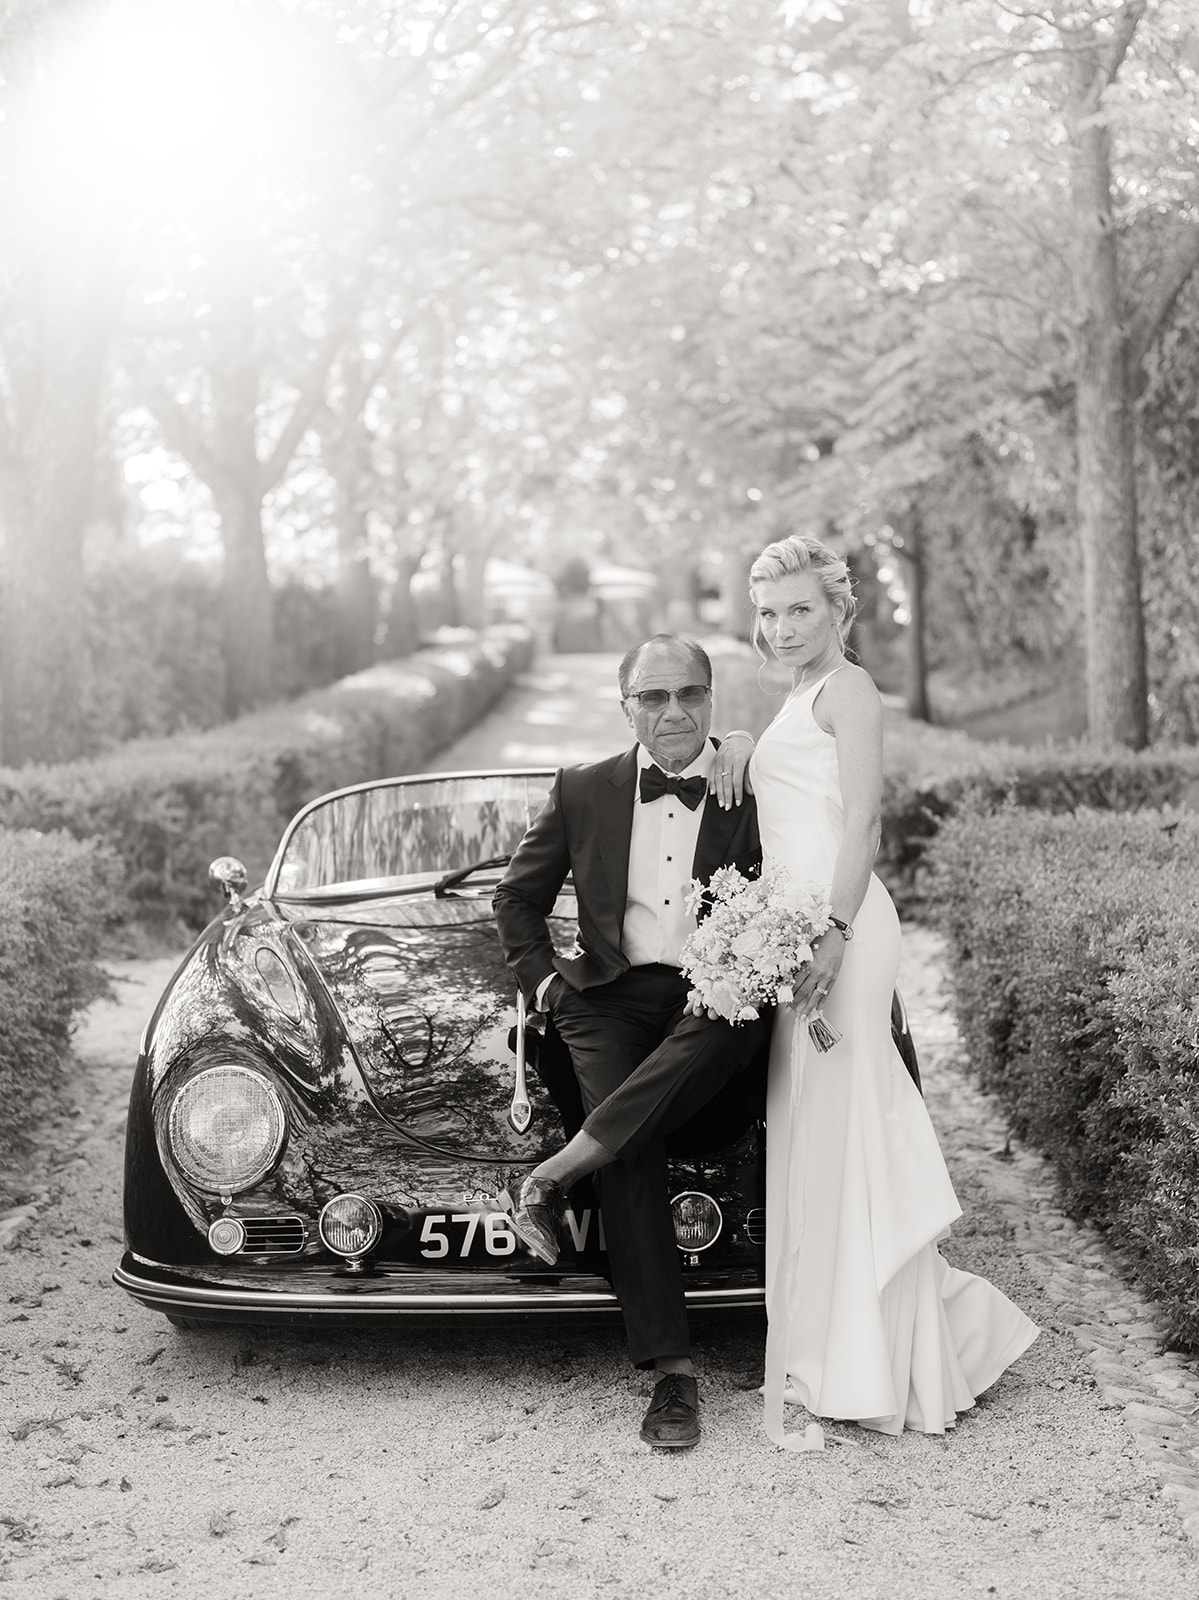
(707, 977, 741, 1019)
(777, 984, 794, 1006)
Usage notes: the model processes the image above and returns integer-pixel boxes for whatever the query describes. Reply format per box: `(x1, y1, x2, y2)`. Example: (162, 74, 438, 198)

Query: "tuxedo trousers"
(546, 964, 769, 1366)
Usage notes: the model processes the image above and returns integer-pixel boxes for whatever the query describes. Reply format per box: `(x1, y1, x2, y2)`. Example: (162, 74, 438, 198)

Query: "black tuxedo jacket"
(493, 743, 762, 1009)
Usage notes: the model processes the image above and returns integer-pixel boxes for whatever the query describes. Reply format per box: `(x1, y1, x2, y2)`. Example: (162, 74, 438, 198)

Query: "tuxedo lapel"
(691, 792, 743, 886)
(592, 746, 637, 936)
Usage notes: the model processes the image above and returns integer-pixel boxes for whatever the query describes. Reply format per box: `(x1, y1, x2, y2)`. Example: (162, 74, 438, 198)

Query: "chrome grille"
(744, 1208, 767, 1246)
(239, 1216, 307, 1254)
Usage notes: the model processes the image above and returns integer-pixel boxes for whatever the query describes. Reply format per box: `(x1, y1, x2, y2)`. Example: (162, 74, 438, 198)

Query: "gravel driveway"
(3, 656, 1197, 1599)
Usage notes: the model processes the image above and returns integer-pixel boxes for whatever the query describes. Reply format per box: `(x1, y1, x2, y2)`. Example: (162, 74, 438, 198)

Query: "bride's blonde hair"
(748, 534, 857, 662)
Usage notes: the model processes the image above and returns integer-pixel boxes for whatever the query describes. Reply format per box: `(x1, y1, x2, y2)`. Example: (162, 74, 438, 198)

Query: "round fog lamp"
(319, 1194, 382, 1259)
(671, 1191, 723, 1253)
(208, 1217, 246, 1256)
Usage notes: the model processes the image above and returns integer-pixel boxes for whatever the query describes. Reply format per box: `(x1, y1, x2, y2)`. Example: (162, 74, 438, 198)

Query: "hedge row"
(927, 805, 1199, 1352)
(878, 736, 1199, 911)
(0, 829, 119, 1176)
(0, 626, 533, 937)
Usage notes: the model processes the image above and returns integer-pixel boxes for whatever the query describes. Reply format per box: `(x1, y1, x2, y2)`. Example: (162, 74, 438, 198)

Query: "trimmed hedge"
(927, 805, 1199, 1351)
(0, 829, 118, 1174)
(879, 741, 1199, 911)
(0, 626, 533, 936)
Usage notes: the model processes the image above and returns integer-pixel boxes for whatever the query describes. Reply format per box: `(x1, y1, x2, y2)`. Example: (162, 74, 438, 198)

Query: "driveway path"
(2, 654, 1197, 1599)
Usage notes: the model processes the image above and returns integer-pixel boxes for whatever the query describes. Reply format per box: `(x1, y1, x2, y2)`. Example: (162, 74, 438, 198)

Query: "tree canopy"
(2, 0, 1197, 760)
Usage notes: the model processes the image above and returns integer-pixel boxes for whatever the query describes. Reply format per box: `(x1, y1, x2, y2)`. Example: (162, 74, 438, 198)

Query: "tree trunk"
(319, 349, 381, 677)
(209, 354, 274, 717)
(1066, 17, 1148, 749)
(0, 265, 120, 765)
(327, 431, 378, 677)
(898, 532, 930, 723)
(0, 439, 90, 765)
(381, 553, 420, 657)
(335, 550, 378, 676)
(456, 544, 490, 630)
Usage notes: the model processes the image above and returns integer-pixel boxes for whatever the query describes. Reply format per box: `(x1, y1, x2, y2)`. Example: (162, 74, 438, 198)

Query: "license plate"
(408, 1204, 603, 1264)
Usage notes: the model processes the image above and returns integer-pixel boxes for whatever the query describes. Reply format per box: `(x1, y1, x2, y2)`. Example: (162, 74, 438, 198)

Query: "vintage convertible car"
(114, 770, 919, 1329)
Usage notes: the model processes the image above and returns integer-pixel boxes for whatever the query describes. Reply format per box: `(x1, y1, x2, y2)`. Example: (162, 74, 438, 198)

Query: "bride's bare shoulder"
(817, 663, 881, 730)
(824, 662, 880, 706)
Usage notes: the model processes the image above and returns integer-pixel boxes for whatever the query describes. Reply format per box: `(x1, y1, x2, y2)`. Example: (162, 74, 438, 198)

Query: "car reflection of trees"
(280, 780, 553, 891)
(317, 922, 567, 1160)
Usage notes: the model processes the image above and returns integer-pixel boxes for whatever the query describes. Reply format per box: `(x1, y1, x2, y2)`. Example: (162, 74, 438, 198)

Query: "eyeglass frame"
(621, 684, 712, 710)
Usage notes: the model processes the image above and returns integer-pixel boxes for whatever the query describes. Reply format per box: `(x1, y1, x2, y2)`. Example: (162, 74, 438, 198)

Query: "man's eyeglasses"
(623, 684, 712, 710)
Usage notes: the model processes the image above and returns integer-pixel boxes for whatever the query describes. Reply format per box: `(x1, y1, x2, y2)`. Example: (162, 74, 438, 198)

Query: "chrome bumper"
(113, 1254, 765, 1323)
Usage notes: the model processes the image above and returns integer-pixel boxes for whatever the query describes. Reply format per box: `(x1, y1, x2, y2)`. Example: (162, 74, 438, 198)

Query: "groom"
(493, 635, 768, 1449)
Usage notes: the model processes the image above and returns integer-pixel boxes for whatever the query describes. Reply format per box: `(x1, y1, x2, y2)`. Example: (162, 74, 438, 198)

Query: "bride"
(731, 533, 1037, 1448)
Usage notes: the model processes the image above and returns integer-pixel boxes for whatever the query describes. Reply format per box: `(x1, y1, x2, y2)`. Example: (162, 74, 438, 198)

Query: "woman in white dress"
(740, 534, 1037, 1450)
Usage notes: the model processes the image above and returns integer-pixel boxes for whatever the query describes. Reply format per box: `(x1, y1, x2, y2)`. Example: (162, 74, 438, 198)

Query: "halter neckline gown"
(750, 669, 1037, 1448)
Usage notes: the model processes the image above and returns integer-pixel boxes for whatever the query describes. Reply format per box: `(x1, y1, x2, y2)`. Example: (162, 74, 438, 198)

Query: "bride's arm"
(792, 670, 883, 1016)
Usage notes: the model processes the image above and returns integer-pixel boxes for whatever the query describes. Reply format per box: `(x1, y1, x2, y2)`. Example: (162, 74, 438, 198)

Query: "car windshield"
(266, 772, 555, 899)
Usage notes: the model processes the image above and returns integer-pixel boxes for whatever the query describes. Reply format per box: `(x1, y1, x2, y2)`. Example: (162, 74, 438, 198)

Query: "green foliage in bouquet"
(927, 804, 1199, 1352)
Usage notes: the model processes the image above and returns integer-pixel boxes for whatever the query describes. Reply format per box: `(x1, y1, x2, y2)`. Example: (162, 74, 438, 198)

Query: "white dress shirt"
(532, 738, 716, 1012)
(621, 738, 715, 969)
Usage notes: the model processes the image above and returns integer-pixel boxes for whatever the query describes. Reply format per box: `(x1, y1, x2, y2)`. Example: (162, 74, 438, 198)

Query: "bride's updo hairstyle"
(748, 534, 857, 662)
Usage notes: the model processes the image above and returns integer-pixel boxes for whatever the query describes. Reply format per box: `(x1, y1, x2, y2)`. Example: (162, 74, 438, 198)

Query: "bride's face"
(752, 571, 843, 671)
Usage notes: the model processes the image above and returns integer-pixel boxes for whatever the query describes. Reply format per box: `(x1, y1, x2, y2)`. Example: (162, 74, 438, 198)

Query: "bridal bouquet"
(680, 863, 842, 1051)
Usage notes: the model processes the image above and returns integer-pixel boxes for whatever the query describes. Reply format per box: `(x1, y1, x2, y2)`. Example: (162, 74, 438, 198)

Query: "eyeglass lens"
(631, 685, 710, 708)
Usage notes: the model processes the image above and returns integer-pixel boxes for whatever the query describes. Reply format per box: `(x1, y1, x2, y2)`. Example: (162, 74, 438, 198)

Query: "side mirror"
(208, 856, 248, 912)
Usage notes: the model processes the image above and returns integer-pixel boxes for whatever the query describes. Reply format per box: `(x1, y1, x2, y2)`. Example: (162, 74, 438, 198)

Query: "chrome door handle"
(508, 990, 532, 1134)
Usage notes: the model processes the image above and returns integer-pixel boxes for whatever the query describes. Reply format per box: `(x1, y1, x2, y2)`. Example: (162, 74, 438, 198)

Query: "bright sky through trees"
(13, 1, 335, 245)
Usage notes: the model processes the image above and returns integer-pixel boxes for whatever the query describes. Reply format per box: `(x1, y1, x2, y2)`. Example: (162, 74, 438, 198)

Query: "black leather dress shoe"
(506, 1174, 565, 1265)
(640, 1372, 700, 1449)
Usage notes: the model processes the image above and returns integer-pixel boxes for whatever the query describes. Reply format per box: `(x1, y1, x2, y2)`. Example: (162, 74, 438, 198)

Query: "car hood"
(279, 896, 550, 1161)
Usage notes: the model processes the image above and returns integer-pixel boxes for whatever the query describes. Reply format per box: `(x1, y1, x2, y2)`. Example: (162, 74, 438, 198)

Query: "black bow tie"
(639, 766, 706, 810)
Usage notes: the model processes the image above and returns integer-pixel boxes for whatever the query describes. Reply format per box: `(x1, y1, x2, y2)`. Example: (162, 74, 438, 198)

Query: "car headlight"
(168, 1065, 287, 1194)
(671, 1191, 723, 1253)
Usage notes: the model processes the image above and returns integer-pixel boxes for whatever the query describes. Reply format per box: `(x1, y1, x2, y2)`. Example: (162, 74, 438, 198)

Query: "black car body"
(114, 771, 918, 1329)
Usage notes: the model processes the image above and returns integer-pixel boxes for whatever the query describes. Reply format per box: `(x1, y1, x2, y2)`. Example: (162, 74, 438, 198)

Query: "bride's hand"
(793, 939, 844, 1019)
(710, 730, 755, 810)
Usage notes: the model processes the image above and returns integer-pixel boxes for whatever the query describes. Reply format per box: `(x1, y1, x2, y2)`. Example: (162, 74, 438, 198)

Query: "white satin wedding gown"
(750, 670, 1038, 1448)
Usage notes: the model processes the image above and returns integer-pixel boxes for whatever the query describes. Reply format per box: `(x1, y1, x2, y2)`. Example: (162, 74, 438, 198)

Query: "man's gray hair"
(618, 635, 713, 697)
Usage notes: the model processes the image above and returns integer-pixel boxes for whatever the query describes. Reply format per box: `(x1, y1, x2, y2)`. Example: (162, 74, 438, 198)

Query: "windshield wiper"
(433, 855, 512, 898)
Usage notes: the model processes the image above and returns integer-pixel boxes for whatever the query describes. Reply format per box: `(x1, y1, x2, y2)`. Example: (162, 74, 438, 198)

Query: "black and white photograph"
(2, 1, 1199, 1595)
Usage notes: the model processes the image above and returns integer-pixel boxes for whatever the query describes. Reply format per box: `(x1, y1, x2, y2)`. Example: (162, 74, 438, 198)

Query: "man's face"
(621, 644, 712, 773)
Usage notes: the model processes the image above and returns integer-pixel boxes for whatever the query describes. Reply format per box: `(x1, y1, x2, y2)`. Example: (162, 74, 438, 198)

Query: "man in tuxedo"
(493, 635, 766, 1450)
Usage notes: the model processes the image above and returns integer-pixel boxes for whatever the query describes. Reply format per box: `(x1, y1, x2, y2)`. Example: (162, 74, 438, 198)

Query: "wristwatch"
(827, 916, 854, 941)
